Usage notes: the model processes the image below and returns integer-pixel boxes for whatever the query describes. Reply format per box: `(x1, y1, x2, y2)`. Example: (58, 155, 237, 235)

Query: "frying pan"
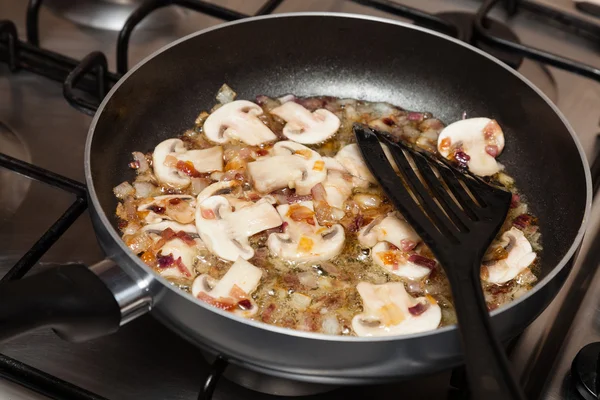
(0, 12, 592, 389)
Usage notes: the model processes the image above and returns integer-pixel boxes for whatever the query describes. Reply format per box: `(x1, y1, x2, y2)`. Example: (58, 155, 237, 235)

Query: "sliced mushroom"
(481, 227, 536, 284)
(142, 220, 199, 236)
(203, 100, 277, 145)
(197, 181, 239, 203)
(247, 141, 326, 195)
(138, 195, 196, 224)
(371, 242, 431, 280)
(196, 195, 282, 261)
(267, 201, 345, 262)
(334, 143, 398, 185)
(192, 257, 263, 317)
(176, 146, 223, 173)
(320, 156, 368, 209)
(437, 117, 505, 176)
(358, 213, 420, 249)
(270, 101, 340, 144)
(152, 139, 223, 189)
(352, 282, 441, 337)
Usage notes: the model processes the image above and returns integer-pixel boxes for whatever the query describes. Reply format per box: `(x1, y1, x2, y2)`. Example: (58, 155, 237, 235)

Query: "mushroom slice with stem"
(247, 141, 326, 195)
(371, 242, 432, 280)
(437, 117, 505, 176)
(138, 195, 196, 224)
(196, 195, 282, 261)
(270, 101, 340, 144)
(267, 201, 345, 262)
(192, 258, 263, 317)
(352, 282, 441, 337)
(197, 181, 239, 203)
(481, 227, 536, 284)
(152, 139, 223, 189)
(358, 213, 421, 250)
(203, 100, 277, 145)
(320, 156, 368, 209)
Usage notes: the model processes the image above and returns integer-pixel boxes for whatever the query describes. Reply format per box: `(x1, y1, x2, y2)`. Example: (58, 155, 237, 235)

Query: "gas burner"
(571, 342, 600, 399)
(0, 122, 31, 219)
(435, 12, 523, 69)
(43, 0, 187, 31)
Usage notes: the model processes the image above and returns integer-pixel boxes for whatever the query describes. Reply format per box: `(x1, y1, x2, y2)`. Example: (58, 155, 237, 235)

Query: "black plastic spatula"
(353, 123, 525, 400)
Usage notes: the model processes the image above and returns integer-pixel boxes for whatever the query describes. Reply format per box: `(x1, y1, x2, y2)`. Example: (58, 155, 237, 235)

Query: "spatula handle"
(448, 266, 527, 400)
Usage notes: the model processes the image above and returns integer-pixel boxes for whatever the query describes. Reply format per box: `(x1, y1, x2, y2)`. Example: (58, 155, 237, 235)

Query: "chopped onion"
(291, 292, 312, 310)
(216, 83, 237, 104)
(277, 94, 296, 104)
(132, 152, 149, 173)
(124, 231, 153, 254)
(133, 181, 158, 199)
(298, 272, 319, 289)
(113, 181, 135, 199)
(353, 193, 381, 209)
(321, 314, 341, 335)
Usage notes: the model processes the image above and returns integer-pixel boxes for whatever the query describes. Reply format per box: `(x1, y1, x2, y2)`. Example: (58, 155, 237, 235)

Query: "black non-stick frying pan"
(0, 12, 592, 397)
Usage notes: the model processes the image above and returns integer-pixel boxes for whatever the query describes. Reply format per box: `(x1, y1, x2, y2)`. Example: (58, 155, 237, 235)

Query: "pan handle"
(0, 260, 151, 343)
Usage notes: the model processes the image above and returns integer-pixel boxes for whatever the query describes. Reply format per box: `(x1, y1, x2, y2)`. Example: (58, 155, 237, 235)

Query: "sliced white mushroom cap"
(192, 258, 263, 317)
(371, 242, 431, 280)
(176, 146, 224, 173)
(247, 141, 326, 195)
(322, 170, 353, 209)
(482, 227, 536, 284)
(334, 143, 398, 185)
(138, 195, 196, 224)
(141, 220, 199, 236)
(152, 139, 224, 189)
(152, 139, 191, 188)
(352, 282, 441, 337)
(197, 181, 239, 203)
(358, 214, 420, 249)
(203, 100, 277, 145)
(196, 195, 282, 261)
(437, 117, 505, 177)
(270, 101, 340, 144)
(267, 201, 345, 262)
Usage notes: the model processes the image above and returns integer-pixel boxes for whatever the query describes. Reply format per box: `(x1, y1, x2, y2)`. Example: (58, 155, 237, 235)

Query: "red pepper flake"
(157, 253, 174, 268)
(400, 239, 417, 252)
(128, 160, 140, 169)
(408, 301, 430, 316)
(454, 151, 471, 168)
(237, 299, 253, 310)
(176, 160, 202, 177)
(485, 145, 499, 157)
(256, 148, 269, 157)
(169, 198, 182, 205)
(408, 254, 437, 269)
(510, 193, 520, 208)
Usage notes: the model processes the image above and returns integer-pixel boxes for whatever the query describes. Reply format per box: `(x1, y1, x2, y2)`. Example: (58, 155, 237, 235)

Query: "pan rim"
(85, 12, 593, 343)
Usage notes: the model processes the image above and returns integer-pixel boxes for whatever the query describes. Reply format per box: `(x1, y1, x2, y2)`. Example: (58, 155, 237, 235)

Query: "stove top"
(1, 0, 599, 399)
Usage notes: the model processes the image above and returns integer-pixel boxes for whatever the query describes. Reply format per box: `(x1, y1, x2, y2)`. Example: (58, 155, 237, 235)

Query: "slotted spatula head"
(353, 123, 526, 400)
(353, 123, 512, 272)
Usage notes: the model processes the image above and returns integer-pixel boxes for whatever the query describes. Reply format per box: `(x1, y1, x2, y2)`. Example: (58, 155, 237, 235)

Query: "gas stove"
(1, 0, 599, 399)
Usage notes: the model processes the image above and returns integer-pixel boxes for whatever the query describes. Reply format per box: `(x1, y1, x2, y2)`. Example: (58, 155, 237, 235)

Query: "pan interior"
(90, 15, 587, 291)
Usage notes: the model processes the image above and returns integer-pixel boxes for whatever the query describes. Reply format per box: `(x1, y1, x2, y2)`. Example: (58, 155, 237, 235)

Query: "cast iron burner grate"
(0, 0, 599, 399)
